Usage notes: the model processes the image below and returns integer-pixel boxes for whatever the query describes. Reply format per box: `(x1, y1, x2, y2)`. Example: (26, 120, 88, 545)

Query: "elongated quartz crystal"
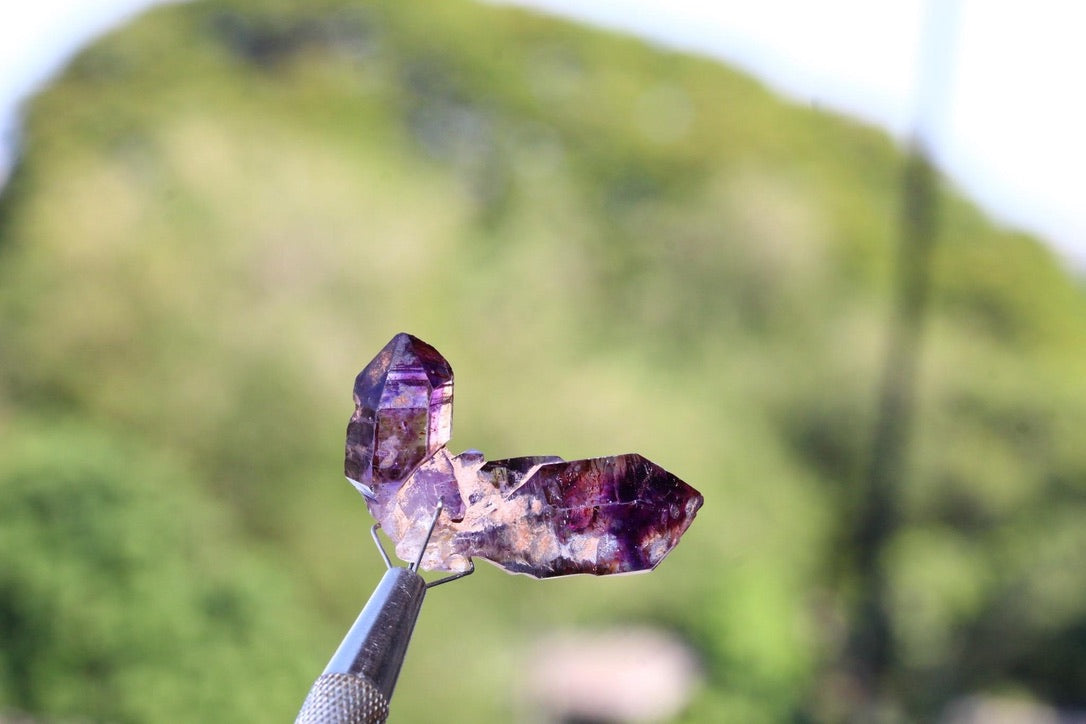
(345, 333, 703, 578)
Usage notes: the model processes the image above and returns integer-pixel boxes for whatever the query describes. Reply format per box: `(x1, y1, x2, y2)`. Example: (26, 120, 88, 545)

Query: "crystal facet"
(345, 333, 703, 578)
(345, 333, 454, 518)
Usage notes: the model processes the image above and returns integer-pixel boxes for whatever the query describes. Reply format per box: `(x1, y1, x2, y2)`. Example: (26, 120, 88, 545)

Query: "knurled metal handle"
(295, 567, 427, 723)
(296, 515, 472, 723)
(295, 672, 389, 724)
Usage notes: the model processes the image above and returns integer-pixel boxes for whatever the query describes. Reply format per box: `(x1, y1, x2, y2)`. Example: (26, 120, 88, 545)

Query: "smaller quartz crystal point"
(345, 333, 703, 578)
(345, 333, 453, 518)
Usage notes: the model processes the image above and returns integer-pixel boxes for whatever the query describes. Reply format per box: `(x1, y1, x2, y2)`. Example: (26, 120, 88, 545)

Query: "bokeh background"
(1, 0, 1085, 722)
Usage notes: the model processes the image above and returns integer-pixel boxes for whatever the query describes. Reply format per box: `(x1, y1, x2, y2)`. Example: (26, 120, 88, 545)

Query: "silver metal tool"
(295, 503, 472, 724)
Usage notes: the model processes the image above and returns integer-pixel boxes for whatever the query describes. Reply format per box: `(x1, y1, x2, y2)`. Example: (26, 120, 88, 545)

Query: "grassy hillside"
(1, 0, 1084, 721)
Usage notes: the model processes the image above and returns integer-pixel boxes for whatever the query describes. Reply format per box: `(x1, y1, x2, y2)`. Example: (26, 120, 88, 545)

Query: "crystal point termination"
(345, 333, 455, 518)
(345, 333, 703, 578)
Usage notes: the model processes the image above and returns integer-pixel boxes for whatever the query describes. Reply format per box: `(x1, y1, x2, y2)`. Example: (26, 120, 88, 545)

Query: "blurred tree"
(0, 422, 323, 721)
(843, 147, 939, 711)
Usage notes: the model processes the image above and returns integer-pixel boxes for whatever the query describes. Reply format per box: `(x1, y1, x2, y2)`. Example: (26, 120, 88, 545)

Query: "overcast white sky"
(2, 0, 1084, 266)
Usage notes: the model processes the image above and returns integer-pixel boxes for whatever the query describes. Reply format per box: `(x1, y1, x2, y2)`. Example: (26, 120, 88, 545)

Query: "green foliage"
(0, 421, 323, 721)
(1, 0, 1084, 720)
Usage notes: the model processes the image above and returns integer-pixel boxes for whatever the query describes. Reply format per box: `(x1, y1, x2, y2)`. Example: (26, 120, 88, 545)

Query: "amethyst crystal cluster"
(345, 333, 703, 578)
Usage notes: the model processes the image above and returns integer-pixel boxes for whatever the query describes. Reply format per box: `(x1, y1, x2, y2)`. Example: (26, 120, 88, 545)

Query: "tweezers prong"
(411, 499, 445, 572)
(371, 500, 471, 586)
(426, 560, 474, 588)
(370, 523, 393, 570)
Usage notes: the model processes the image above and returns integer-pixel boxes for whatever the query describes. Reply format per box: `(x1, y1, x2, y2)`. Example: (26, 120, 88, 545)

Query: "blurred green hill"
(1, 0, 1084, 721)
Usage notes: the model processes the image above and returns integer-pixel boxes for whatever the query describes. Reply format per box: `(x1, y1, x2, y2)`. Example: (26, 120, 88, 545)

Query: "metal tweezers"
(295, 502, 472, 723)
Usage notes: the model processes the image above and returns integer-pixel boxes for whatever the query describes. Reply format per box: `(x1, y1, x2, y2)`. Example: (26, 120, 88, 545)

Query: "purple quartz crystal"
(345, 333, 453, 517)
(345, 333, 703, 578)
(466, 454, 703, 576)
